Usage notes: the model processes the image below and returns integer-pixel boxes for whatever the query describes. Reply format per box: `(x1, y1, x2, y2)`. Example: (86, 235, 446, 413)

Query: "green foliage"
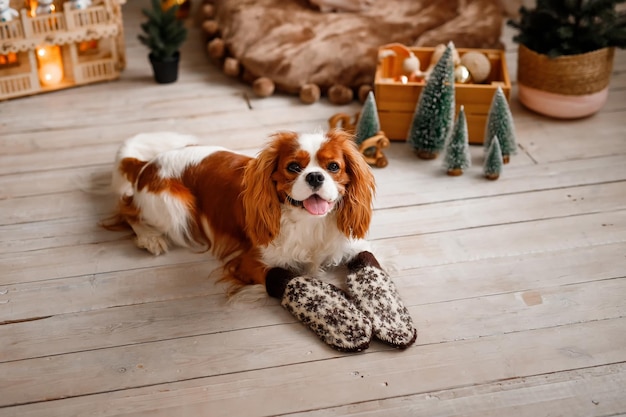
(508, 0, 626, 57)
(407, 42, 455, 157)
(484, 86, 517, 158)
(138, 0, 188, 61)
(484, 136, 503, 179)
(443, 106, 471, 173)
(354, 91, 380, 146)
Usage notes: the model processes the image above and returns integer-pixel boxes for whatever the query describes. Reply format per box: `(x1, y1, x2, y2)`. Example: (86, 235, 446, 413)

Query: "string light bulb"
(36, 45, 64, 87)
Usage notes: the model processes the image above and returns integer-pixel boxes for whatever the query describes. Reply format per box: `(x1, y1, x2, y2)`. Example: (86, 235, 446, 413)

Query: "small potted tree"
(138, 0, 188, 84)
(508, 0, 626, 118)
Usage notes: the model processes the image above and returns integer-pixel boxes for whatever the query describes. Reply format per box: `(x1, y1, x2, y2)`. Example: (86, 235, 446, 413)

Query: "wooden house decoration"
(0, 0, 126, 101)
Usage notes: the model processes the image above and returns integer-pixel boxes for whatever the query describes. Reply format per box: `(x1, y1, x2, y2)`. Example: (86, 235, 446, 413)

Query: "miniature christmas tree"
(443, 105, 471, 176)
(407, 42, 455, 160)
(354, 91, 380, 146)
(139, 0, 188, 62)
(484, 86, 516, 164)
(354, 90, 381, 160)
(484, 135, 503, 180)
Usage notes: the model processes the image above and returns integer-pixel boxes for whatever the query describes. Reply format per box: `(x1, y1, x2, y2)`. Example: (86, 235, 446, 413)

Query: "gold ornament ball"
(460, 51, 491, 83)
(454, 65, 472, 84)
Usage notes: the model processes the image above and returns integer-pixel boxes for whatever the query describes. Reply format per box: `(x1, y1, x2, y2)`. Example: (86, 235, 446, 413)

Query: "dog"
(104, 129, 377, 294)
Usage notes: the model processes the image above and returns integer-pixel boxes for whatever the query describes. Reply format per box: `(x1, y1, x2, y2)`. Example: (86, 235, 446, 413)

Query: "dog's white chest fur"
(260, 206, 370, 274)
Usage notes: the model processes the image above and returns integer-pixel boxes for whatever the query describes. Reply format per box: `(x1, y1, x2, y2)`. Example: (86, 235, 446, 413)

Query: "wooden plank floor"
(1, 1, 625, 416)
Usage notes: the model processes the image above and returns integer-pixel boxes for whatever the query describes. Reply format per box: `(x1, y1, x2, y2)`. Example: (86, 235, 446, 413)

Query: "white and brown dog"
(106, 129, 375, 291)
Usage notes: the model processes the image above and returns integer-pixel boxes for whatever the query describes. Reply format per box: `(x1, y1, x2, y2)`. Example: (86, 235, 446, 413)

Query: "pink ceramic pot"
(516, 45, 614, 119)
(518, 83, 609, 119)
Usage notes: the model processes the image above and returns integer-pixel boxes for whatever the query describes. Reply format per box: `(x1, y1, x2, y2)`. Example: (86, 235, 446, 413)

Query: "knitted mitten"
(346, 252, 417, 349)
(266, 268, 372, 352)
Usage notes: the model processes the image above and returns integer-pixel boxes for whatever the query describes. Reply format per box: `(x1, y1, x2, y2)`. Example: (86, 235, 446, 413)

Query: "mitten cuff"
(265, 267, 297, 298)
(347, 251, 381, 271)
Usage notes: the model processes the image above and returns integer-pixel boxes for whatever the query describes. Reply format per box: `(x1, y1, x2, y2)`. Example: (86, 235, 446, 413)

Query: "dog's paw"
(135, 235, 168, 255)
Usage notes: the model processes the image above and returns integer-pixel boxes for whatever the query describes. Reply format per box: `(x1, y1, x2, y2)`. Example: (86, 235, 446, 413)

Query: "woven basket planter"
(517, 44, 615, 119)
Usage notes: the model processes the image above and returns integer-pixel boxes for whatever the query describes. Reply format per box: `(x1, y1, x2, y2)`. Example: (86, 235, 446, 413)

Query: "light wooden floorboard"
(287, 363, 626, 417)
(3, 318, 625, 416)
(0, 1, 625, 416)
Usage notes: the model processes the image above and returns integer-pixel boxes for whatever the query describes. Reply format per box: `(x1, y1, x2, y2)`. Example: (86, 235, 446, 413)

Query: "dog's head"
(242, 129, 375, 246)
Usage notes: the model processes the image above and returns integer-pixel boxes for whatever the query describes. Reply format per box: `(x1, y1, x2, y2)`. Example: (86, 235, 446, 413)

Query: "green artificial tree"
(355, 91, 380, 145)
(484, 86, 516, 164)
(443, 105, 471, 176)
(355, 91, 381, 159)
(139, 0, 187, 61)
(484, 135, 503, 180)
(407, 42, 455, 160)
(508, 0, 626, 58)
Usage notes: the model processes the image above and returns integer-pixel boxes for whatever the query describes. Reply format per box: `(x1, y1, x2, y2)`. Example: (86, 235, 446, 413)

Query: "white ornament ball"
(460, 51, 491, 83)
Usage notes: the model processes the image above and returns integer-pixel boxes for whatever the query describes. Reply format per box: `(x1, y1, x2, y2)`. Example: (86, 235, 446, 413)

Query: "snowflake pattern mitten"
(266, 267, 372, 352)
(346, 252, 417, 349)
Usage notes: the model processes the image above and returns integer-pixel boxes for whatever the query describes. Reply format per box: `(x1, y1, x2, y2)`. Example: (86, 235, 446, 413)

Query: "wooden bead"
(358, 84, 373, 103)
(202, 3, 214, 18)
(202, 20, 219, 37)
(242, 69, 256, 84)
(328, 84, 353, 105)
(223, 57, 240, 77)
(206, 38, 225, 59)
(299, 83, 321, 104)
(252, 77, 275, 97)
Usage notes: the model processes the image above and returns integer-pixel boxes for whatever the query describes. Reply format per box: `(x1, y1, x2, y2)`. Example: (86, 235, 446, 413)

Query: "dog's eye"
(287, 162, 302, 173)
(327, 162, 340, 173)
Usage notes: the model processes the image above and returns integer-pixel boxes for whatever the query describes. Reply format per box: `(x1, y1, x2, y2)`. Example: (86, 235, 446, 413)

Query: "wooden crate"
(374, 45, 511, 145)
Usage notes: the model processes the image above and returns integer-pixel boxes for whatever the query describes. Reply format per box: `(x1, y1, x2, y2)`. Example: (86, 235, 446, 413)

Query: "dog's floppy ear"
(333, 130, 376, 239)
(242, 138, 282, 246)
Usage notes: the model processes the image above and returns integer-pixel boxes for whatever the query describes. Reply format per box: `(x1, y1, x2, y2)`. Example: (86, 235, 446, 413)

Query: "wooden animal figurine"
(329, 112, 390, 168)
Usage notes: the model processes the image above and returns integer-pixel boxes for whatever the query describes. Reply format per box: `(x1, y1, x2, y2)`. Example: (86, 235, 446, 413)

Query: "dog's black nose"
(306, 172, 325, 189)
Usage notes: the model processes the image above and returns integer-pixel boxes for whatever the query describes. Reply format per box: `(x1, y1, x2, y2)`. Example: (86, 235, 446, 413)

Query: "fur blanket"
(209, 0, 503, 97)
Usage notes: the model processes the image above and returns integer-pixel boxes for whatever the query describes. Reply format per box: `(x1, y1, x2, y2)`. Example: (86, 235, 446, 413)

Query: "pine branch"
(138, 0, 188, 61)
(508, 0, 626, 56)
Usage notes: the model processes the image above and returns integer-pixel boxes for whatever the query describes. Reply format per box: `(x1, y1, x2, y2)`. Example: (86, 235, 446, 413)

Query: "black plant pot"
(149, 51, 180, 84)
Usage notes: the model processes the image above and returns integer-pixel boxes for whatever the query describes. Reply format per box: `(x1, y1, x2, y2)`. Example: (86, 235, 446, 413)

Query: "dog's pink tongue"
(303, 195, 332, 215)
